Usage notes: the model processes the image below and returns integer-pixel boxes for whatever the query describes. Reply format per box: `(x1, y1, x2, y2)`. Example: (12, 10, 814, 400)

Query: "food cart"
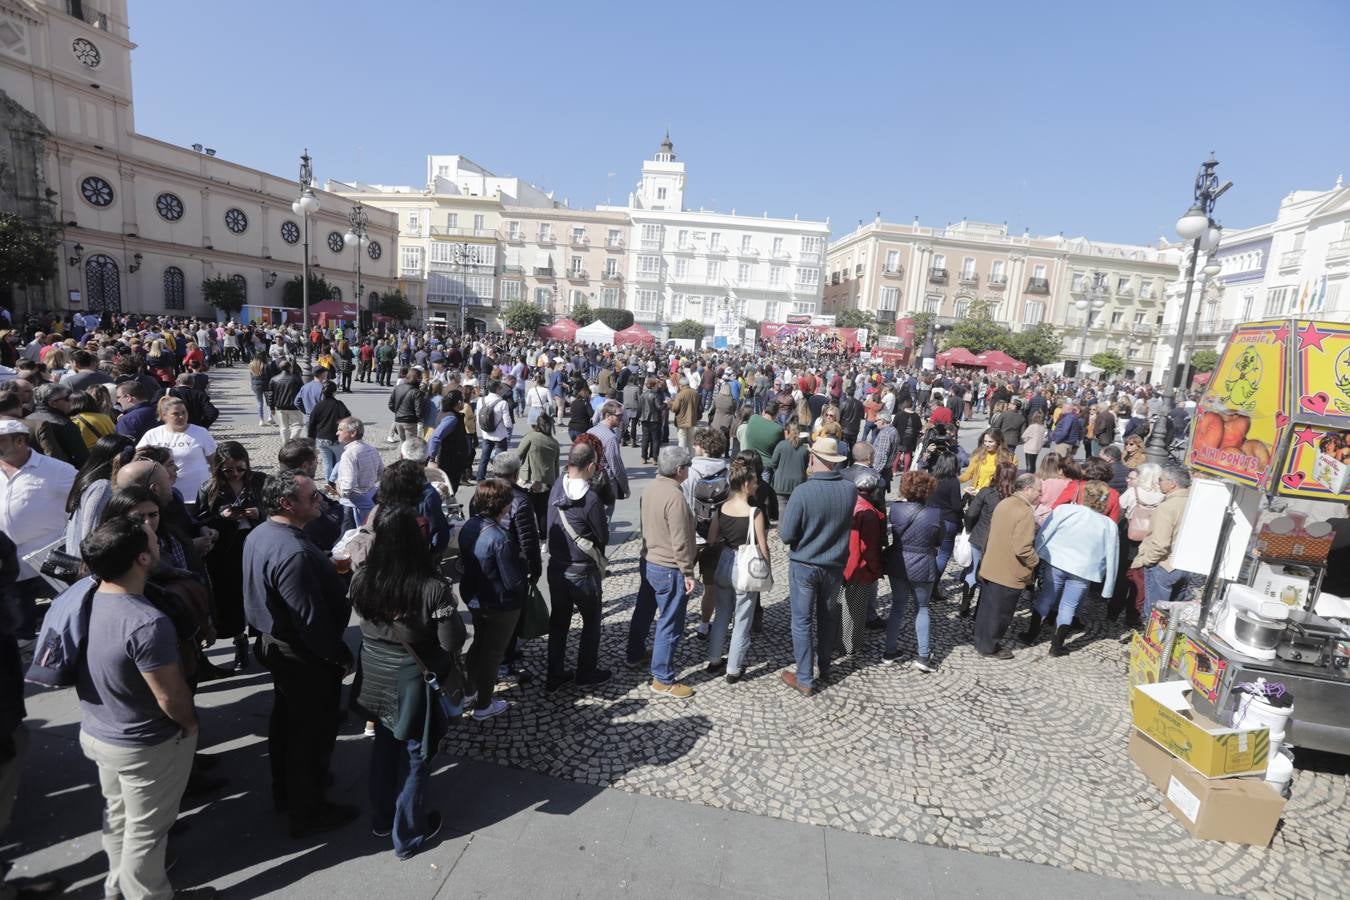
(1159, 318, 1350, 755)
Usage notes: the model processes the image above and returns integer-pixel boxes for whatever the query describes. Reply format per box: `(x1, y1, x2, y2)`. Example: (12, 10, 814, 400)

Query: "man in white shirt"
(0, 416, 77, 638)
(334, 417, 383, 532)
(474, 382, 513, 482)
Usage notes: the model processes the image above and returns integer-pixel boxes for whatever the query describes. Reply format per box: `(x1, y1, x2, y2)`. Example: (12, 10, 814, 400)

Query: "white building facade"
(602, 135, 829, 343)
(0, 0, 397, 319)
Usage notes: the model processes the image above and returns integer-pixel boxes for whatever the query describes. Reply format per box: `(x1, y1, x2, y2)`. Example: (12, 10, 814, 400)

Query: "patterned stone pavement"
(206, 367, 1349, 900)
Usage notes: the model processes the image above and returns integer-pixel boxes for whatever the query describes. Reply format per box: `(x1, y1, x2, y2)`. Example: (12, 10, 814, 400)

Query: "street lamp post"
(1076, 270, 1108, 378)
(291, 149, 320, 355)
(344, 202, 370, 331)
(1185, 250, 1223, 379)
(919, 318, 937, 371)
(452, 243, 469, 334)
(1145, 155, 1231, 466)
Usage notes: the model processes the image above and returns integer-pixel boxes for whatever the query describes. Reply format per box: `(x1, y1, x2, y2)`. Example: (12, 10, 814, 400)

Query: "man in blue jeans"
(627, 446, 699, 699)
(777, 437, 857, 696)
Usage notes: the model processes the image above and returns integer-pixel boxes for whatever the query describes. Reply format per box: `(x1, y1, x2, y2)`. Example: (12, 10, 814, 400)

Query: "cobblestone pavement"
(208, 367, 1349, 900)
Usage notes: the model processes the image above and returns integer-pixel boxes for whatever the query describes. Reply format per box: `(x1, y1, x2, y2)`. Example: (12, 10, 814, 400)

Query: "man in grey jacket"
(586, 400, 629, 520)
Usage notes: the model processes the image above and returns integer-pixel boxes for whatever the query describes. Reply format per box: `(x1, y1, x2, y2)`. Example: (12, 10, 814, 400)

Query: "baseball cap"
(0, 418, 29, 436)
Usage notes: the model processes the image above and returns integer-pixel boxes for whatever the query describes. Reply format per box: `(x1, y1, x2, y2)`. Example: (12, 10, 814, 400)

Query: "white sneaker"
(472, 698, 509, 721)
(363, 722, 376, 737)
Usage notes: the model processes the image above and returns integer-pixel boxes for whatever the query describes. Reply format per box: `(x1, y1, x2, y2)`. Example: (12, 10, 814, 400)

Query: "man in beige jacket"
(626, 445, 699, 699)
(1131, 464, 1192, 621)
(974, 473, 1041, 658)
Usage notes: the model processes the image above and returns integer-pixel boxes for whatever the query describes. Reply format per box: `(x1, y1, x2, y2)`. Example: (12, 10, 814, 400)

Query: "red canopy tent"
(308, 299, 359, 319)
(973, 349, 1027, 374)
(537, 318, 578, 341)
(936, 347, 984, 367)
(614, 323, 656, 347)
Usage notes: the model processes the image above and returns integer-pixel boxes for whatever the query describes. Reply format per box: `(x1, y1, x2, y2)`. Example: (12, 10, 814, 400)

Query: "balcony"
(570, 234, 590, 249)
(1280, 250, 1304, 270)
(959, 271, 978, 286)
(738, 246, 760, 258)
(675, 241, 697, 253)
(1116, 285, 1134, 297)
(881, 266, 904, 278)
(1327, 239, 1350, 261)
(772, 249, 791, 260)
(605, 237, 625, 250)
(567, 269, 588, 281)
(635, 268, 664, 283)
(602, 270, 623, 282)
(928, 267, 948, 284)
(640, 239, 662, 250)
(707, 243, 728, 256)
(1138, 287, 1156, 300)
(987, 273, 1007, 288)
(500, 264, 524, 275)
(855, 265, 864, 276)
(1025, 277, 1050, 294)
(537, 233, 556, 246)
(502, 230, 525, 244)
(830, 273, 841, 286)
(399, 267, 424, 278)
(533, 267, 555, 278)
(875, 308, 897, 324)
(430, 226, 493, 238)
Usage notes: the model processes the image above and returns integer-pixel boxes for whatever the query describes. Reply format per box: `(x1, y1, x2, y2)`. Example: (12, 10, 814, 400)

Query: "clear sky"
(128, 0, 1350, 246)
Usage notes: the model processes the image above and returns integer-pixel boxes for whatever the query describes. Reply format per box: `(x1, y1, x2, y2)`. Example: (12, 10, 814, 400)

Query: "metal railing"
(883, 266, 904, 277)
(987, 274, 1007, 286)
(1280, 250, 1303, 269)
(959, 271, 978, 285)
(533, 267, 555, 277)
(606, 238, 625, 249)
(502, 230, 525, 243)
(928, 267, 948, 282)
(537, 233, 556, 245)
(1025, 277, 1050, 293)
(570, 235, 590, 248)
(567, 269, 588, 280)
(602, 271, 623, 281)
(429, 226, 493, 238)
(739, 246, 760, 257)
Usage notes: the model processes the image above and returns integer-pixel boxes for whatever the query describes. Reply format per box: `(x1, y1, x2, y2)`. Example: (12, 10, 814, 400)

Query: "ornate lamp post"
(291, 149, 320, 351)
(344, 202, 370, 330)
(1076, 271, 1109, 377)
(1146, 155, 1231, 465)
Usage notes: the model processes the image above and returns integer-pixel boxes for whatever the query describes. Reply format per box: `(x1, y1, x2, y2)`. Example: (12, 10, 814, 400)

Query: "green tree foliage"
(0, 212, 57, 288)
(940, 299, 1008, 353)
(376, 290, 415, 322)
(1005, 323, 1064, 367)
(503, 299, 549, 333)
(200, 274, 246, 314)
(281, 273, 334, 309)
(1090, 351, 1127, 376)
(1190, 349, 1219, 373)
(569, 301, 596, 326)
(670, 319, 705, 339)
(834, 308, 874, 330)
(593, 307, 634, 331)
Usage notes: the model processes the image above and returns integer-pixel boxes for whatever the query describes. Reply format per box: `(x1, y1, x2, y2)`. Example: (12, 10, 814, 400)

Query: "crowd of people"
(0, 309, 1203, 898)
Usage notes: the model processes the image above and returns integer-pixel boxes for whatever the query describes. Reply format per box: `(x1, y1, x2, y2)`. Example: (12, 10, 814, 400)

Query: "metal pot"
(1234, 609, 1286, 650)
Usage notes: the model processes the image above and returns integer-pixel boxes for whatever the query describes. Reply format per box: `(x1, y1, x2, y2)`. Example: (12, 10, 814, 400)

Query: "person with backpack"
(475, 381, 513, 482)
(388, 367, 427, 446)
(683, 427, 730, 641)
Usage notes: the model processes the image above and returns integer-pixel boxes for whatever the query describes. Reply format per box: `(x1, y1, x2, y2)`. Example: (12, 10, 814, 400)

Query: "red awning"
(937, 347, 984, 367)
(973, 349, 1027, 374)
(615, 323, 656, 346)
(537, 318, 578, 341)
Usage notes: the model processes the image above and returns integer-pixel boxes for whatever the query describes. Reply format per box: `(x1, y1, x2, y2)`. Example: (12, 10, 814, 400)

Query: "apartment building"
(599, 134, 829, 344)
(497, 206, 631, 317)
(824, 219, 1177, 374)
(0, 0, 398, 318)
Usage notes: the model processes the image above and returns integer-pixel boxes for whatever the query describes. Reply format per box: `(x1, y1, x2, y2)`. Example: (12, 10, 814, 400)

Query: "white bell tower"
(635, 130, 685, 211)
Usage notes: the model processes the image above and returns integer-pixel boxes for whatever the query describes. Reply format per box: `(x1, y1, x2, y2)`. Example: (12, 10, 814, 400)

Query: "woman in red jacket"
(841, 469, 887, 657)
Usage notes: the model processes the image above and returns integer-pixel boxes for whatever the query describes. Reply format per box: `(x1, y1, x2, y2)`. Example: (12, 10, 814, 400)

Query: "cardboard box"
(1142, 607, 1169, 651)
(1128, 632, 1164, 687)
(1130, 681, 1270, 778)
(1129, 731, 1286, 846)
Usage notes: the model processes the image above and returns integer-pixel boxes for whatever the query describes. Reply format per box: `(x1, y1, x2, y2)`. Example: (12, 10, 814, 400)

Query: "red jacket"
(844, 496, 886, 584)
(1051, 480, 1121, 523)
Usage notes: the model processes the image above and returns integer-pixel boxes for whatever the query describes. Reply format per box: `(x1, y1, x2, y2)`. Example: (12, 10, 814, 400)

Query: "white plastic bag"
(952, 531, 973, 569)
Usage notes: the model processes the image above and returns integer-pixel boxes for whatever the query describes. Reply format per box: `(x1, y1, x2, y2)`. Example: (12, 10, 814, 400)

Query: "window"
(473, 214, 484, 233)
(508, 221, 521, 239)
(224, 208, 248, 234)
(677, 229, 690, 247)
(741, 234, 752, 252)
(1134, 312, 1147, 326)
(879, 287, 899, 311)
(571, 226, 586, 244)
(604, 259, 619, 278)
(1139, 278, 1154, 298)
(607, 228, 621, 247)
(501, 280, 521, 302)
(990, 259, 1005, 280)
(1022, 300, 1045, 325)
(772, 237, 784, 256)
(570, 256, 584, 275)
(1070, 271, 1086, 292)
(446, 213, 458, 229)
(885, 250, 900, 273)
(538, 224, 553, 242)
(569, 290, 585, 311)
(80, 175, 114, 207)
(429, 242, 455, 265)
(800, 236, 823, 262)
(710, 232, 722, 250)
(795, 267, 820, 288)
(670, 294, 685, 319)
(769, 266, 783, 285)
(792, 301, 817, 315)
(155, 192, 184, 222)
(641, 224, 663, 247)
(1117, 275, 1131, 293)
(636, 289, 659, 315)
(600, 287, 619, 308)
(675, 258, 689, 279)
(230, 274, 248, 299)
(1111, 311, 1124, 326)
(932, 254, 946, 271)
(1292, 231, 1306, 251)
(1323, 282, 1340, 313)
(639, 255, 662, 277)
(1262, 288, 1285, 316)
(162, 267, 185, 309)
(706, 261, 721, 281)
(961, 257, 976, 279)
(656, 187, 667, 200)
(737, 263, 751, 283)
(766, 300, 780, 322)
(407, 210, 421, 233)
(401, 245, 423, 274)
(954, 299, 971, 319)
(1033, 263, 1047, 280)
(534, 287, 552, 310)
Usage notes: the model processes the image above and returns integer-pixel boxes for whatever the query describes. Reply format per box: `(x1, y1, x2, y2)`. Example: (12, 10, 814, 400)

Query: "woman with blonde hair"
(136, 396, 218, 504)
(958, 429, 1014, 492)
(1025, 480, 1119, 655)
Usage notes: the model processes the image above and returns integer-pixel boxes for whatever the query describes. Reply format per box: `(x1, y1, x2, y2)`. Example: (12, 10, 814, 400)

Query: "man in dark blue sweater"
(777, 437, 857, 696)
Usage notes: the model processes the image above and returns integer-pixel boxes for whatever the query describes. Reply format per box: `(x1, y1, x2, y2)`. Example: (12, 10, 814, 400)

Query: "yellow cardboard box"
(1128, 633, 1164, 687)
(1129, 681, 1270, 778)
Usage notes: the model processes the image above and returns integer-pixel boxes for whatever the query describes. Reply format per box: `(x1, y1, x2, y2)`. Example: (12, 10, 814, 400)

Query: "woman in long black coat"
(196, 440, 267, 671)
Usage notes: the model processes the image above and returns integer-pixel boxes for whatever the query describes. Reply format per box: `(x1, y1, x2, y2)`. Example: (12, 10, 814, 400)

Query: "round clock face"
(224, 208, 248, 234)
(80, 175, 114, 207)
(280, 220, 300, 244)
(367, 240, 382, 261)
(328, 231, 345, 254)
(155, 192, 184, 221)
(72, 37, 101, 68)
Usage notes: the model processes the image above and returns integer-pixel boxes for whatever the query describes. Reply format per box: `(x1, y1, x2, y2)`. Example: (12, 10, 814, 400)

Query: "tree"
(200, 274, 246, 315)
(1190, 349, 1219, 373)
(835, 308, 874, 330)
(670, 319, 705, 340)
(503, 299, 548, 334)
(1090, 351, 1126, 376)
(281, 273, 335, 309)
(0, 212, 57, 289)
(1006, 323, 1064, 367)
(376, 290, 415, 322)
(941, 300, 1009, 354)
(593, 307, 634, 331)
(569, 301, 596, 326)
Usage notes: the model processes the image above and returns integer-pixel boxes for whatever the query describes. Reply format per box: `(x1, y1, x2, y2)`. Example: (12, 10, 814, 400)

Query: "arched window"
(85, 254, 121, 314)
(330, 286, 342, 301)
(163, 267, 186, 310)
(368, 291, 379, 308)
(229, 274, 247, 300)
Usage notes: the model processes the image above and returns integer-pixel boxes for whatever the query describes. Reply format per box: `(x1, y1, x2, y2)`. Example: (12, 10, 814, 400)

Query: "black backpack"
(476, 396, 499, 434)
(691, 469, 730, 539)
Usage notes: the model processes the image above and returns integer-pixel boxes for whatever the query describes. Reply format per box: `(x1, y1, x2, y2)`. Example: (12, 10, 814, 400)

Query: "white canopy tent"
(575, 321, 617, 346)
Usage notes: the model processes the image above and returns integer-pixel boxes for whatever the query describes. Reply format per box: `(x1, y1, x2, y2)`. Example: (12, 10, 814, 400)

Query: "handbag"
(557, 509, 607, 578)
(953, 531, 973, 569)
(40, 548, 84, 584)
(520, 582, 550, 641)
(732, 509, 774, 593)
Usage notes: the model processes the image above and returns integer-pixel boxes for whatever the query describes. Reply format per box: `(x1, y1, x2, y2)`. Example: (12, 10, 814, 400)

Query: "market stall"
(1156, 317, 1350, 755)
(574, 320, 617, 346)
(614, 323, 656, 347)
(537, 318, 578, 342)
(935, 347, 984, 368)
(972, 349, 1027, 375)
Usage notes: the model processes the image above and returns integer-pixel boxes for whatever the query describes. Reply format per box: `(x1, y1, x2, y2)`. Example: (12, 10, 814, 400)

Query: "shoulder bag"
(398, 578, 467, 719)
(732, 509, 773, 593)
(557, 510, 608, 578)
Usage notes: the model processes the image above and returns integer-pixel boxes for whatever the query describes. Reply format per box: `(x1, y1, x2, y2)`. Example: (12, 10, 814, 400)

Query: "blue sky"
(129, 0, 1350, 245)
